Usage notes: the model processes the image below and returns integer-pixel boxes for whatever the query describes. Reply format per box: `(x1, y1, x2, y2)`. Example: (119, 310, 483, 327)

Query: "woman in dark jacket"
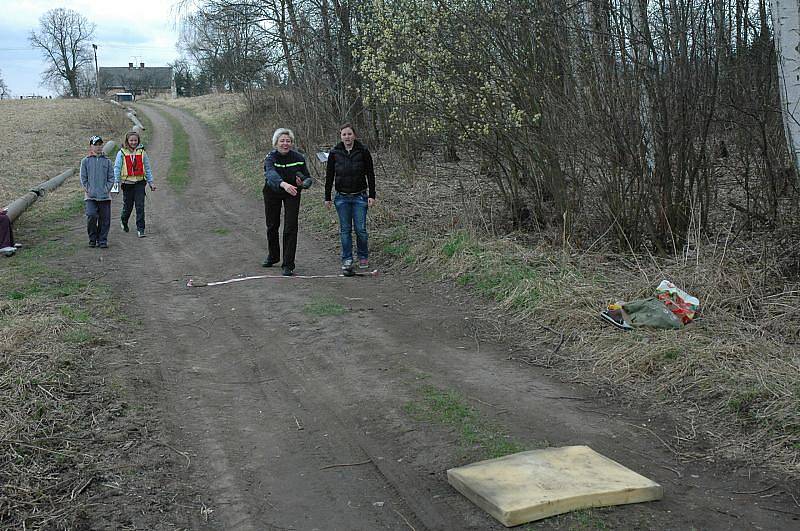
(324, 124, 376, 274)
(263, 127, 312, 276)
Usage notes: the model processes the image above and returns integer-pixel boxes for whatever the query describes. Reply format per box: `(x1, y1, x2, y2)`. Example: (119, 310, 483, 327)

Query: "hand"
(368, 198, 376, 207)
(324, 200, 332, 209)
(281, 181, 298, 196)
(295, 176, 304, 187)
(149, 183, 157, 191)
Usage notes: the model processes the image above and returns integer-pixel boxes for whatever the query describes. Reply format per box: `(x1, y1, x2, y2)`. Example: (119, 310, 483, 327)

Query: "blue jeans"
(334, 192, 368, 261)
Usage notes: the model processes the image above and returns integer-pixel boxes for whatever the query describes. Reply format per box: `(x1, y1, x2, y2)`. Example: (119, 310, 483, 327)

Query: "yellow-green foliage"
(358, 1, 537, 142)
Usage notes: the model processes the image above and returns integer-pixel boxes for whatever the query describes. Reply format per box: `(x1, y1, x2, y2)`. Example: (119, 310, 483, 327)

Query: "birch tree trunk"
(770, 0, 800, 172)
(630, 0, 656, 177)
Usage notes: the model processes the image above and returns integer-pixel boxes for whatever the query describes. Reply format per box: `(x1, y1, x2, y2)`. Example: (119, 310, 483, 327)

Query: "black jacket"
(264, 149, 311, 193)
(324, 140, 376, 201)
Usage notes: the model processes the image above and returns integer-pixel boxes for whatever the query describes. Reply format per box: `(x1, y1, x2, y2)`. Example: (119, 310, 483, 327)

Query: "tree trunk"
(770, 0, 800, 172)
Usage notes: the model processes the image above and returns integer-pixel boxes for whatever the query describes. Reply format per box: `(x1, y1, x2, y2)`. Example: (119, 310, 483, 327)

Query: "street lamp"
(92, 44, 99, 97)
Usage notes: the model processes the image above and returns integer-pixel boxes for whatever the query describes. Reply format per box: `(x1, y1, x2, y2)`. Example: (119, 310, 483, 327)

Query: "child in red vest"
(114, 131, 156, 238)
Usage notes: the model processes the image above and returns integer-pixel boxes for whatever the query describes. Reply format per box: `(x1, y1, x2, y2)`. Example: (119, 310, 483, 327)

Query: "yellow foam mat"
(447, 445, 663, 527)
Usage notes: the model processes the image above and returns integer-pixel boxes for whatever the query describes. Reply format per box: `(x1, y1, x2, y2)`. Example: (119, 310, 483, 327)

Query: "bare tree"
(0, 68, 9, 99)
(29, 8, 95, 98)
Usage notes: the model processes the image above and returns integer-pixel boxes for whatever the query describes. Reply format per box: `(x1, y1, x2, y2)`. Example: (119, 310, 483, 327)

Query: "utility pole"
(92, 44, 99, 96)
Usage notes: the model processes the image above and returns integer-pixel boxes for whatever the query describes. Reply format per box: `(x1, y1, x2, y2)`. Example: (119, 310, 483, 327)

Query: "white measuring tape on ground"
(187, 270, 379, 287)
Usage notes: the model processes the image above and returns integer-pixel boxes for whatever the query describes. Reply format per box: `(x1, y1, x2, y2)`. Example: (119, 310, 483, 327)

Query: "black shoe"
(262, 257, 278, 268)
(88, 241, 96, 248)
(120, 220, 129, 232)
(99, 242, 108, 248)
(282, 266, 294, 276)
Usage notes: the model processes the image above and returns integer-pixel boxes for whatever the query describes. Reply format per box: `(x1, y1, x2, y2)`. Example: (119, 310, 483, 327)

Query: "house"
(99, 63, 175, 99)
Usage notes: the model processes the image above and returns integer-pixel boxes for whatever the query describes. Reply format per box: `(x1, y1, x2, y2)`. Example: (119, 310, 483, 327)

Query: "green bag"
(622, 298, 683, 329)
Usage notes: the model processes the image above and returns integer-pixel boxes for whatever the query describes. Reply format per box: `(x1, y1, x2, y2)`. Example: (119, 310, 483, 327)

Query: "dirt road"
(86, 104, 798, 530)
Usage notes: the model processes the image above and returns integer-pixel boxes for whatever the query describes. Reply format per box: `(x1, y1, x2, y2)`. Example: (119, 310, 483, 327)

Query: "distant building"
(99, 63, 175, 99)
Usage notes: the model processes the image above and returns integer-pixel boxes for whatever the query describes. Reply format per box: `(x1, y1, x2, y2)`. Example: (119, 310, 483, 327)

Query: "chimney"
(140, 62, 145, 68)
(128, 62, 133, 69)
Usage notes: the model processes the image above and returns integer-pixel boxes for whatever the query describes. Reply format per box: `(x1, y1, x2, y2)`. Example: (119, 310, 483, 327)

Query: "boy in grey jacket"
(80, 136, 115, 248)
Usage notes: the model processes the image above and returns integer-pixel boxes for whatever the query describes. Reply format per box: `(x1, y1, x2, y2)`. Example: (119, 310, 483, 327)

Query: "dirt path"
(92, 104, 798, 530)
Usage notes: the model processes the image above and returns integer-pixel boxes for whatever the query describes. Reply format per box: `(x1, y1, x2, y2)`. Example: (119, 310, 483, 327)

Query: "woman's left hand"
(368, 198, 376, 207)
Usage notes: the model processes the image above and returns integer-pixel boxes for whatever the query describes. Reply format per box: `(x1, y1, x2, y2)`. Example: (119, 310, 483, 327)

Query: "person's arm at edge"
(365, 150, 376, 206)
(264, 152, 283, 191)
(79, 158, 89, 191)
(324, 151, 335, 204)
(143, 152, 156, 190)
(113, 151, 122, 184)
(105, 158, 115, 194)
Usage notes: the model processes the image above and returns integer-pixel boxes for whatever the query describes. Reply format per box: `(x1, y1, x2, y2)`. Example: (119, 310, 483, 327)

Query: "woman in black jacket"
(263, 127, 312, 276)
(324, 124, 376, 274)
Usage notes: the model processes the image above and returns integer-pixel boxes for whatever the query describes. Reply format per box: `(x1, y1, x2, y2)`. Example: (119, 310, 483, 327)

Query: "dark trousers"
(121, 181, 146, 232)
(0, 211, 14, 248)
(263, 185, 301, 269)
(85, 199, 111, 244)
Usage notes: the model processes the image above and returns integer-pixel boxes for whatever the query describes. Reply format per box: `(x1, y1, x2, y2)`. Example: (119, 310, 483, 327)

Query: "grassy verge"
(163, 112, 190, 191)
(1, 201, 116, 526)
(164, 94, 800, 477)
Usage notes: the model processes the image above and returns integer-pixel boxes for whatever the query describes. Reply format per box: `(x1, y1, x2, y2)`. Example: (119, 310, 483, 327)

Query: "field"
(0, 98, 128, 208)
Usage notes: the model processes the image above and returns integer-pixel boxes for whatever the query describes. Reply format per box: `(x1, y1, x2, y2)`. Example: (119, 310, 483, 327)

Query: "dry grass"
(0, 98, 128, 207)
(168, 92, 799, 478)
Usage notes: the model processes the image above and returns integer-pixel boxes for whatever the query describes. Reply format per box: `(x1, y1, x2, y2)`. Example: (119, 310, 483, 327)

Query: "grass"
(163, 112, 190, 191)
(303, 296, 345, 317)
(404, 384, 536, 459)
(0, 212, 118, 526)
(212, 227, 230, 235)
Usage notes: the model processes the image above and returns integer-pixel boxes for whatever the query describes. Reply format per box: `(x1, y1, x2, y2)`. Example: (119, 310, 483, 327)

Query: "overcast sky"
(0, 0, 186, 97)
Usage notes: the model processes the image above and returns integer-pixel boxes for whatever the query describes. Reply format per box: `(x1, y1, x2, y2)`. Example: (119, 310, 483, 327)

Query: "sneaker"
(358, 258, 369, 269)
(282, 266, 294, 276)
(99, 242, 108, 248)
(600, 309, 632, 330)
(137, 230, 145, 238)
(88, 241, 96, 248)
(262, 257, 278, 268)
(120, 220, 129, 232)
(342, 259, 355, 277)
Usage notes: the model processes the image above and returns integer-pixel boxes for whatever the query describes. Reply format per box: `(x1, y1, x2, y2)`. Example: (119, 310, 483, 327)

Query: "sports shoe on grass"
(358, 258, 369, 269)
(600, 308, 632, 330)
